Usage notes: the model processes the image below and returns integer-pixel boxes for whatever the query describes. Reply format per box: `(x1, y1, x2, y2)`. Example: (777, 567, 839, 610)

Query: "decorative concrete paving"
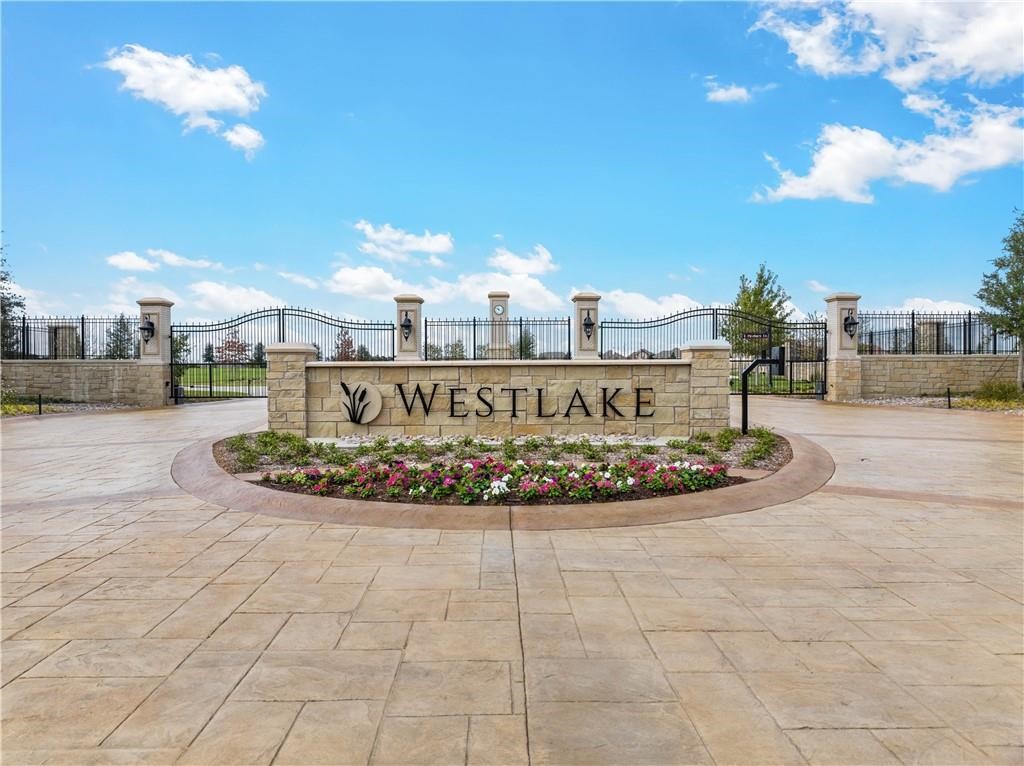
(1, 398, 1021, 766)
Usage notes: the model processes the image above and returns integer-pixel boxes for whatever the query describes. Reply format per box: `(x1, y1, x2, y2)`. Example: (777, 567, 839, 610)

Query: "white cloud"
(324, 265, 564, 313)
(754, 99, 1024, 203)
(882, 296, 979, 312)
(487, 245, 558, 276)
(252, 262, 267, 271)
(753, 2, 1023, 90)
(10, 282, 64, 315)
(106, 250, 159, 272)
(599, 290, 702, 319)
(704, 76, 777, 104)
(427, 255, 447, 268)
(707, 83, 751, 104)
(100, 44, 267, 156)
(805, 279, 832, 293)
(222, 123, 265, 160)
(689, 265, 705, 274)
(148, 248, 226, 271)
(278, 271, 319, 289)
(189, 280, 283, 314)
(353, 220, 454, 264)
(103, 276, 181, 315)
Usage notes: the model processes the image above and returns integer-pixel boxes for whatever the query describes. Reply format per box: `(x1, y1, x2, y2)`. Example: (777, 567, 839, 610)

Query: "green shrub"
(714, 427, 740, 452)
(975, 381, 1023, 402)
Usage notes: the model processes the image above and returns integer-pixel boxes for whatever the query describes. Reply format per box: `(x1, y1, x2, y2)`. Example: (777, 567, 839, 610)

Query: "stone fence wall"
(267, 343, 730, 439)
(860, 355, 1017, 398)
(0, 360, 170, 407)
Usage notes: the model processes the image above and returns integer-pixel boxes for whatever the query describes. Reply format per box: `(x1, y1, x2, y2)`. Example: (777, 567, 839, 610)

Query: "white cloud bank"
(751, 1, 1024, 203)
(106, 251, 159, 272)
(354, 220, 454, 265)
(100, 44, 267, 159)
(326, 242, 564, 312)
(189, 281, 283, 314)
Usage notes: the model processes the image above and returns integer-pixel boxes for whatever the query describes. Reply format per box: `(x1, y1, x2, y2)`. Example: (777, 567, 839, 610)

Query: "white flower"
(616, 480, 623, 488)
(463, 462, 474, 470)
(546, 459, 556, 465)
(682, 461, 691, 470)
(626, 476, 635, 486)
(501, 474, 512, 482)
(603, 471, 611, 479)
(516, 459, 525, 465)
(568, 471, 579, 479)
(694, 464, 705, 471)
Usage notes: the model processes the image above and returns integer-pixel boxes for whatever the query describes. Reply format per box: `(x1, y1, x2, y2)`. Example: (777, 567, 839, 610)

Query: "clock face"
(493, 304, 505, 316)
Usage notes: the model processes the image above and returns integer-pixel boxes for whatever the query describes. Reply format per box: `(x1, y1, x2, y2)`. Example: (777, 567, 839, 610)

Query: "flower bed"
(258, 455, 735, 505)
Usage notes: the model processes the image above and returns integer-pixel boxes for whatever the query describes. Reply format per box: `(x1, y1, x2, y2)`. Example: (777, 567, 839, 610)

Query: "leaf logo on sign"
(340, 381, 372, 424)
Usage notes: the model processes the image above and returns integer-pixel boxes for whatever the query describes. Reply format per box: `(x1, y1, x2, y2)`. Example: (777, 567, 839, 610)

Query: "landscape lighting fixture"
(843, 310, 859, 338)
(583, 310, 595, 340)
(401, 311, 413, 341)
(139, 318, 156, 343)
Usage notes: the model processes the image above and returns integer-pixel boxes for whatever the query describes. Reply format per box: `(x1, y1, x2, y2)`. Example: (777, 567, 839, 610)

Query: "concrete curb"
(170, 430, 835, 531)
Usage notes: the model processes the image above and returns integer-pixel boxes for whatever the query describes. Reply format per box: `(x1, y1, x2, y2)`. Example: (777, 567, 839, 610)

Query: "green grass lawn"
(177, 365, 267, 387)
(729, 374, 819, 395)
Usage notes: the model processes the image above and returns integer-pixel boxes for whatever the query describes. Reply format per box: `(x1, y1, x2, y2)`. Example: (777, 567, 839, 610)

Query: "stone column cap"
(394, 294, 424, 304)
(824, 292, 861, 302)
(681, 340, 731, 351)
(137, 297, 175, 307)
(572, 292, 601, 302)
(487, 291, 510, 299)
(267, 343, 318, 353)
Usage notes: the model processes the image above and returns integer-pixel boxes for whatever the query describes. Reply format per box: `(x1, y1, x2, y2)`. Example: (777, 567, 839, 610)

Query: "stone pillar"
(137, 297, 174, 407)
(488, 291, 510, 357)
(824, 292, 862, 402)
(267, 343, 317, 436)
(681, 340, 731, 435)
(572, 292, 600, 360)
(394, 294, 424, 361)
(49, 323, 80, 358)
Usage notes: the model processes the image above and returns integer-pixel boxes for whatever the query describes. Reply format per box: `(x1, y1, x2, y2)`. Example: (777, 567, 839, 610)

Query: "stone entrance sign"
(267, 345, 730, 439)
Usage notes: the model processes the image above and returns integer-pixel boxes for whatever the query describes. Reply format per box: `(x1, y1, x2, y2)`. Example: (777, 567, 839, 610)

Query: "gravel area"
(849, 396, 1024, 415)
(1, 402, 140, 417)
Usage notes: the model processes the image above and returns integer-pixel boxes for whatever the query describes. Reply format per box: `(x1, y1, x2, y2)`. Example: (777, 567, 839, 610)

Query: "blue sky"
(3, 1, 1022, 322)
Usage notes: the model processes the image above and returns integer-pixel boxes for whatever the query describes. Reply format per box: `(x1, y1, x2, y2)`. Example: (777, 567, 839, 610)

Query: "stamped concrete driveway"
(2, 398, 1021, 766)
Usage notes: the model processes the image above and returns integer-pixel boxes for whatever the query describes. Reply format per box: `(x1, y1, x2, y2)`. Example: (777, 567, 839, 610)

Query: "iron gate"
(599, 308, 827, 395)
(170, 308, 395, 401)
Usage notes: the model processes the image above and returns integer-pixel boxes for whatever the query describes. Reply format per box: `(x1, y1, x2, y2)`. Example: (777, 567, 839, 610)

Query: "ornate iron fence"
(423, 317, 571, 360)
(0, 314, 140, 360)
(170, 307, 395, 400)
(599, 307, 827, 395)
(858, 311, 1018, 355)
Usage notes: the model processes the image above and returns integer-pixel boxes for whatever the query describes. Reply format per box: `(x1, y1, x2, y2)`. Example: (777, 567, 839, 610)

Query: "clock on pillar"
(488, 291, 510, 356)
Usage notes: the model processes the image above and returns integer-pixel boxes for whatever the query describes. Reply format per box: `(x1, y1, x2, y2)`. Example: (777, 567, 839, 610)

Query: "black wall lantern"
(582, 310, 595, 340)
(843, 309, 859, 338)
(139, 318, 156, 343)
(400, 311, 413, 342)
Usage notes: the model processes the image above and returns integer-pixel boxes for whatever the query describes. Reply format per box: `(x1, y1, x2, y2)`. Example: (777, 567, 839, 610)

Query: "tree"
(515, 329, 537, 360)
(202, 343, 215, 363)
(356, 343, 372, 361)
(443, 340, 466, 360)
(1, 241, 26, 357)
(977, 209, 1024, 389)
(425, 343, 443, 360)
(171, 333, 191, 385)
(333, 328, 355, 361)
(251, 341, 266, 366)
(312, 342, 323, 361)
(104, 314, 137, 359)
(215, 329, 250, 363)
(724, 263, 794, 357)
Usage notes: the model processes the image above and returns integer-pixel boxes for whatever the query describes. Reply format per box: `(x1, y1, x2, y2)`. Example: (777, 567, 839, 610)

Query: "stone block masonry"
(267, 342, 732, 439)
(1, 360, 171, 407)
(860, 355, 1017, 398)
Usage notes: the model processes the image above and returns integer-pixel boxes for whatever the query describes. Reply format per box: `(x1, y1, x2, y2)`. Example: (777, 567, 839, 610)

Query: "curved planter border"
(171, 430, 835, 531)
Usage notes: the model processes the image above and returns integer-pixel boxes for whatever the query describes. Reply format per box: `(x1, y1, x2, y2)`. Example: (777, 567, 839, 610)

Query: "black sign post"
(741, 346, 786, 434)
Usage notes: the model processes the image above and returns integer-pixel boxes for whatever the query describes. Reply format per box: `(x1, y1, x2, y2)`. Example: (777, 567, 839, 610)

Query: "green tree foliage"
(516, 329, 537, 359)
(202, 343, 215, 363)
(171, 333, 191, 385)
(1, 242, 26, 357)
(425, 343, 443, 360)
(723, 263, 793, 357)
(104, 314, 137, 359)
(976, 209, 1024, 389)
(251, 341, 267, 366)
